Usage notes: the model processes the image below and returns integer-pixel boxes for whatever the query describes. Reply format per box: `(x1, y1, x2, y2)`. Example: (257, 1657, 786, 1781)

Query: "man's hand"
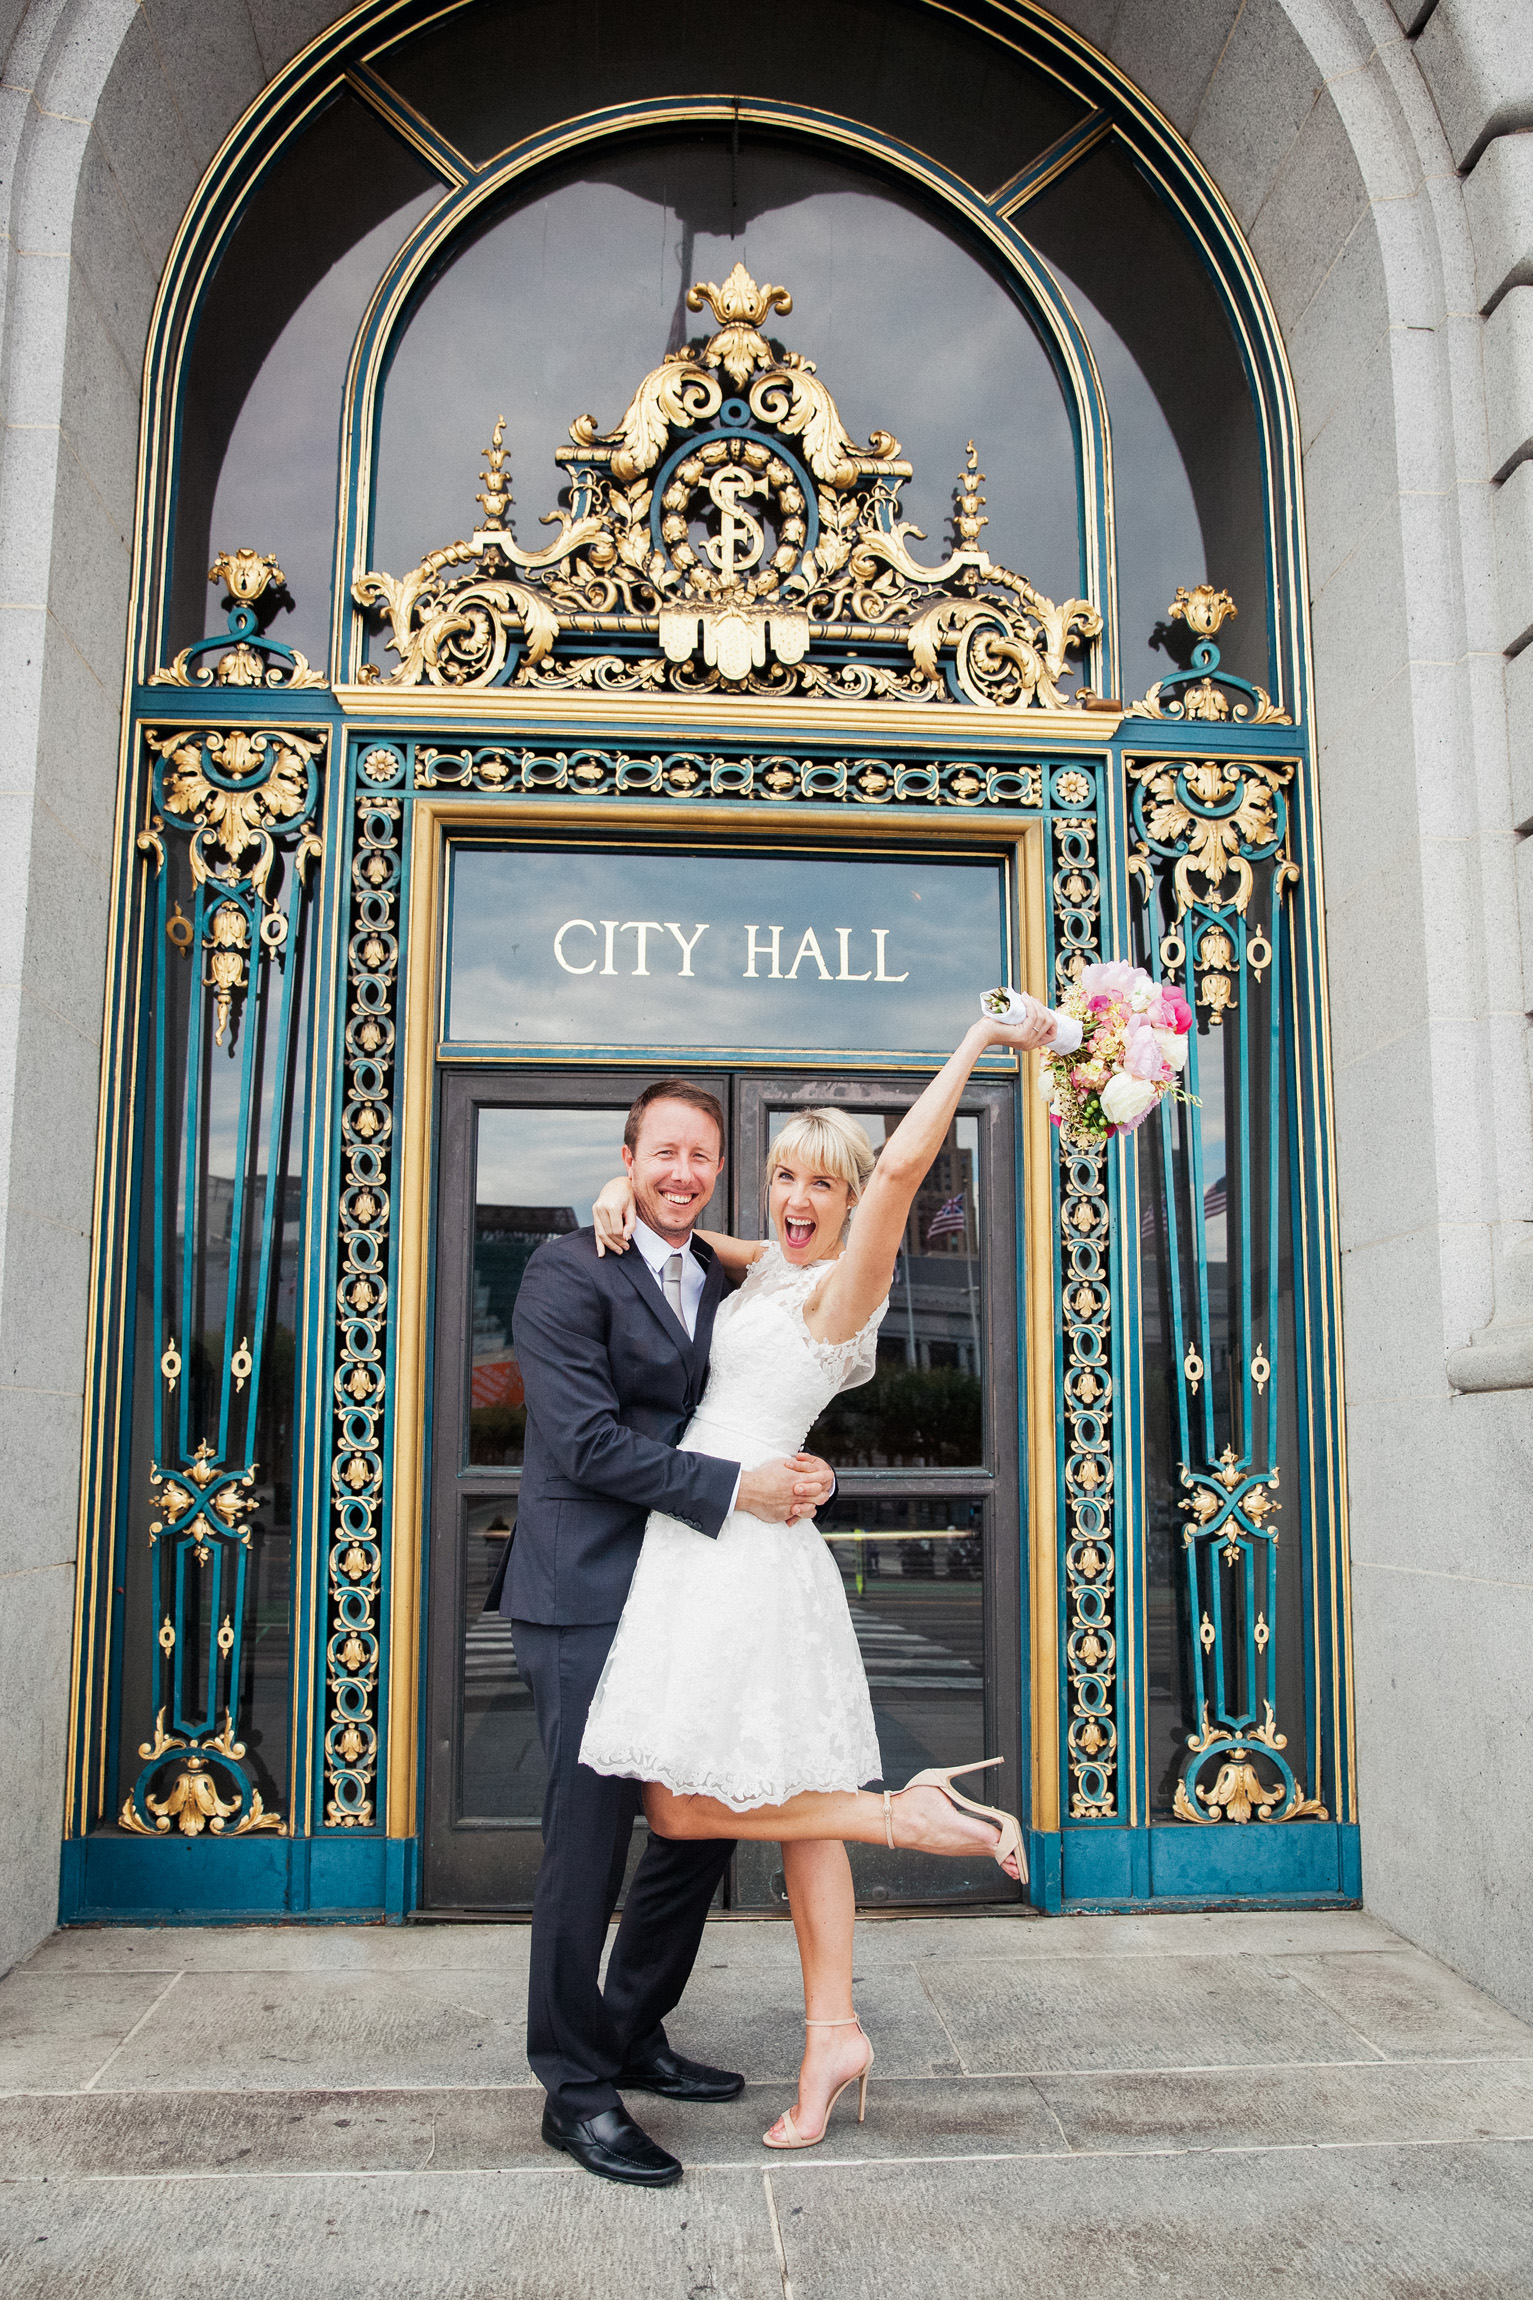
(738, 1453, 834, 1524)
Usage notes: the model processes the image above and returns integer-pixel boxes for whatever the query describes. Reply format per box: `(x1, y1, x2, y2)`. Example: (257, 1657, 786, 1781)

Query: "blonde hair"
(766, 1107, 877, 1204)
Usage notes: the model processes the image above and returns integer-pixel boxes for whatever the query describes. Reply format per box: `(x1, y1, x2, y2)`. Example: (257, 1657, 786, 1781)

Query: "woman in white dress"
(581, 1003, 1055, 2147)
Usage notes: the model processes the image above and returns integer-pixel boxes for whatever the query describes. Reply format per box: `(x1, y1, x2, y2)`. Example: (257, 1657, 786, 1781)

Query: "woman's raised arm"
(805, 1010, 1056, 1343)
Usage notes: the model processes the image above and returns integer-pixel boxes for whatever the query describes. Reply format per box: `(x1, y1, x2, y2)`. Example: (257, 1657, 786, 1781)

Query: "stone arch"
(2, 0, 1527, 2007)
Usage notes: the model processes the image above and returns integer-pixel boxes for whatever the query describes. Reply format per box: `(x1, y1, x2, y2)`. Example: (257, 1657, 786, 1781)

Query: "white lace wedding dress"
(580, 1241, 888, 1809)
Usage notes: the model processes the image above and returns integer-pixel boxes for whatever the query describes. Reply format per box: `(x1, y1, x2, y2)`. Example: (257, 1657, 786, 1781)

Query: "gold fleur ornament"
(686, 262, 794, 387)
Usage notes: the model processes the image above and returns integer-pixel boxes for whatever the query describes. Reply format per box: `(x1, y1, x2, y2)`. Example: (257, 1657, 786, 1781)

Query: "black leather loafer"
(540, 2102, 683, 2186)
(617, 2044, 745, 2102)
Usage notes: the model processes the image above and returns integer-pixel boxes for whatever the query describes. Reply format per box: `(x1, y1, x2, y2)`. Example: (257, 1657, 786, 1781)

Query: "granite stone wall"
(1040, 0, 1533, 2010)
(1, 0, 1528, 2002)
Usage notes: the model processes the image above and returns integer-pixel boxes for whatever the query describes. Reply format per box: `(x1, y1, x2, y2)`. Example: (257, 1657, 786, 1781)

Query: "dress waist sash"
(681, 1411, 807, 1472)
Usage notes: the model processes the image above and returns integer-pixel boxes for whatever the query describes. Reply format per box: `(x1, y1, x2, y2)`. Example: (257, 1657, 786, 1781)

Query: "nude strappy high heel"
(884, 1757, 1029, 1884)
(762, 2017, 874, 2149)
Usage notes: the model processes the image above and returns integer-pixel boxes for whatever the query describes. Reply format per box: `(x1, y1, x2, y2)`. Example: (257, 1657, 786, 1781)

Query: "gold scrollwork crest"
(354, 268, 1106, 708)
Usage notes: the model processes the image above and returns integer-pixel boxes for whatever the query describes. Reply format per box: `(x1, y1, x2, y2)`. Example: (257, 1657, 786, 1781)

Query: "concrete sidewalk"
(2, 1908, 1532, 2297)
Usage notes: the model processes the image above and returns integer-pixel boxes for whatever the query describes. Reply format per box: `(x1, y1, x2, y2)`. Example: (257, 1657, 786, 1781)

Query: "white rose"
(1037, 1060, 1055, 1100)
(1152, 1026, 1188, 1073)
(1100, 1070, 1159, 1126)
(1130, 981, 1156, 1012)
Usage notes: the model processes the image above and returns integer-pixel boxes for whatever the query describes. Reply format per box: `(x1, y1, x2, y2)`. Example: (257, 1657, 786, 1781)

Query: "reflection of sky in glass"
(373, 143, 1080, 607)
(1043, 262, 1204, 706)
(447, 848, 1006, 1054)
(205, 195, 440, 665)
(476, 1107, 636, 1226)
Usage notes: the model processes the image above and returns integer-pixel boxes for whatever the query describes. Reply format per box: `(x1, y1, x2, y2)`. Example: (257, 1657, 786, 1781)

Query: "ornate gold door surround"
(63, 2, 1353, 1923)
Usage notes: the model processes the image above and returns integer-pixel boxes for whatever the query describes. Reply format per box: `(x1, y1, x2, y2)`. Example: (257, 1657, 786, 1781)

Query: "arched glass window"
(168, 92, 441, 666)
(148, 2, 1291, 710)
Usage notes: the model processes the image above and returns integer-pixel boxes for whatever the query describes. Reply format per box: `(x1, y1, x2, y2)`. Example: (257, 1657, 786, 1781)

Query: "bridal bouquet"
(982, 961, 1193, 1144)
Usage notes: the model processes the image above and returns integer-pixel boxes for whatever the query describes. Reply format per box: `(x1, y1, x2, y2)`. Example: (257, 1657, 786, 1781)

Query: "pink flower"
(1079, 959, 1143, 1001)
(1124, 1025, 1171, 1083)
(1160, 985, 1193, 1034)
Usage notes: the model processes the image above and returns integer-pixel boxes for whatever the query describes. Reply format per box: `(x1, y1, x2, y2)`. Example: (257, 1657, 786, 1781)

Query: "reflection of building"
(197, 1175, 304, 1332)
(472, 1205, 576, 1405)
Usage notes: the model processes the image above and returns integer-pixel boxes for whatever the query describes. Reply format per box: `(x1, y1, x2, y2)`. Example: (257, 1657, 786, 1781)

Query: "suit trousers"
(513, 1616, 737, 2117)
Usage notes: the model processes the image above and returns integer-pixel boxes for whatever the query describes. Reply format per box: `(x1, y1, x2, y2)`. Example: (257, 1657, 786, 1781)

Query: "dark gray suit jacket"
(503, 1227, 740, 1625)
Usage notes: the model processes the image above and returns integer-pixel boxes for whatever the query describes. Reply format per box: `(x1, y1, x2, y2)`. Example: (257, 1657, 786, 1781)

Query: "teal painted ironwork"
(119, 724, 325, 1837)
(322, 791, 404, 1826)
(1045, 769, 1126, 1822)
(1126, 731, 1327, 1828)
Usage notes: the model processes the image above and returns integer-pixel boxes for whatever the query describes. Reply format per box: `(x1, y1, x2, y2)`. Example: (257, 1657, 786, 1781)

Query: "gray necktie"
(663, 1251, 686, 1332)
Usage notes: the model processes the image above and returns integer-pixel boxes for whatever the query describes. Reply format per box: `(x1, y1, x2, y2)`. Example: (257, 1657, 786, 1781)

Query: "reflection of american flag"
(1140, 1176, 1228, 1242)
(927, 1192, 967, 1243)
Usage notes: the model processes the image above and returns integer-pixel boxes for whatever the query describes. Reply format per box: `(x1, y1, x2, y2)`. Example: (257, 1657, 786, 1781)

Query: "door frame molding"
(388, 795, 1056, 1849)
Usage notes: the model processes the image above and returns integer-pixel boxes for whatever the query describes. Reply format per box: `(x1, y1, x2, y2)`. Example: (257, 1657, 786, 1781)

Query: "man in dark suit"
(506, 1079, 834, 2186)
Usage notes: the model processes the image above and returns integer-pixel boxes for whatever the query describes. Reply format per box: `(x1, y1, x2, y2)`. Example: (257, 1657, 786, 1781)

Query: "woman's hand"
(973, 1000, 1057, 1057)
(592, 1173, 637, 1257)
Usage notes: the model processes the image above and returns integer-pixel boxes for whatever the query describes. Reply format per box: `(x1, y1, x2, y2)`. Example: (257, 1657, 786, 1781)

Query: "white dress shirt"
(630, 1213, 741, 1511)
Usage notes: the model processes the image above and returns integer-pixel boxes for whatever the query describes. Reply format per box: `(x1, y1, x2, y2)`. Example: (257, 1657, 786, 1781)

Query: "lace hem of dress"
(581, 1746, 875, 1810)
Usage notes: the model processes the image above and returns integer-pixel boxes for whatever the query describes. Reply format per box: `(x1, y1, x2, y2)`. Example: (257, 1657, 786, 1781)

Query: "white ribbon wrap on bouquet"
(980, 986, 1083, 1055)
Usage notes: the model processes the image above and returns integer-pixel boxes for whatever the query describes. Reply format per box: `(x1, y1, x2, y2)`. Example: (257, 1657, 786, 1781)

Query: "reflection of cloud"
(447, 849, 1007, 1054)
(477, 1106, 633, 1221)
(374, 149, 1079, 601)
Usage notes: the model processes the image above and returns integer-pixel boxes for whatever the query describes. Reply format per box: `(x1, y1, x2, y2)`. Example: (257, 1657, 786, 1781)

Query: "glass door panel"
(467, 1103, 674, 1467)
(459, 1495, 544, 1821)
(422, 1070, 727, 1910)
(787, 1110, 986, 1470)
(822, 1494, 986, 1777)
(425, 1065, 1020, 1913)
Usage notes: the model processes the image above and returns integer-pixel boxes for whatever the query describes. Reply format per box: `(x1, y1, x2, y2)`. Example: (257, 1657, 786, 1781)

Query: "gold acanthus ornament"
(1128, 757, 1292, 919)
(353, 266, 1105, 707)
(150, 551, 326, 688)
(1124, 583, 1291, 724)
(118, 1711, 284, 1836)
(1173, 1700, 1328, 1826)
(147, 727, 324, 896)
